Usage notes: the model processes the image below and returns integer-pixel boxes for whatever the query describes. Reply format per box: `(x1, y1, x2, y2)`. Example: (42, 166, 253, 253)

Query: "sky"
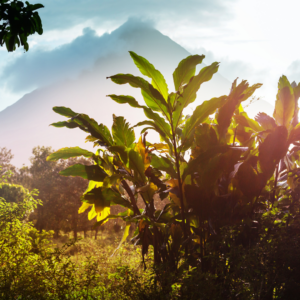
(1, 0, 300, 111)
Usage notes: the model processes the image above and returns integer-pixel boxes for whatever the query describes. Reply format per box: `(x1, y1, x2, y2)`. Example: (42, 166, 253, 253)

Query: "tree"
(0, 0, 44, 52)
(14, 146, 93, 238)
(0, 147, 15, 177)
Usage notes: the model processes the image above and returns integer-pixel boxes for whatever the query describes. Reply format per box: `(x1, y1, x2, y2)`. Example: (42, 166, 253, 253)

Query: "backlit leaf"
(258, 126, 288, 177)
(135, 136, 151, 170)
(108, 73, 169, 117)
(181, 96, 226, 150)
(217, 80, 261, 143)
(108, 94, 143, 108)
(78, 202, 91, 214)
(60, 164, 108, 181)
(273, 76, 295, 128)
(47, 147, 94, 162)
(183, 146, 229, 180)
(173, 62, 219, 128)
(130, 51, 169, 101)
(150, 154, 177, 178)
(173, 54, 205, 91)
(112, 116, 135, 148)
(235, 112, 262, 132)
(53, 106, 77, 118)
(50, 121, 80, 129)
(128, 149, 146, 183)
(143, 107, 172, 138)
(255, 112, 277, 130)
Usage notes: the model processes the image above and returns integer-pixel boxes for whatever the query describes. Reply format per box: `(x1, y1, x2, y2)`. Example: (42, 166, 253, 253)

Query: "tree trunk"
(94, 228, 98, 240)
(73, 228, 77, 239)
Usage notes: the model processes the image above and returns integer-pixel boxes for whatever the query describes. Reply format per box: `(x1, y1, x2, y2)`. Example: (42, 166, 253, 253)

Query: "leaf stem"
(121, 180, 140, 215)
(271, 164, 279, 206)
(170, 112, 188, 241)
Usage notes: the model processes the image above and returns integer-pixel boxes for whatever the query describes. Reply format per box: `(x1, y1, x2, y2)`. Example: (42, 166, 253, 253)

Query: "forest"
(1, 1, 300, 299)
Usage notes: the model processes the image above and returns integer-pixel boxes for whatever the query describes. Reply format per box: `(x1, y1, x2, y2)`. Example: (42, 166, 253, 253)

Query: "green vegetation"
(0, 0, 44, 52)
(2, 52, 300, 299)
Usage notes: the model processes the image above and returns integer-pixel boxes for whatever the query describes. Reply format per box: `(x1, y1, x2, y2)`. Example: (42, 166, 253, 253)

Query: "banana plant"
(106, 52, 228, 240)
(48, 52, 232, 266)
(49, 52, 300, 270)
(233, 76, 300, 207)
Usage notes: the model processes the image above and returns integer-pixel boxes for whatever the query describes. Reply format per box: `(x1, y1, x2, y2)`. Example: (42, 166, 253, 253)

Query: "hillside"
(0, 19, 272, 166)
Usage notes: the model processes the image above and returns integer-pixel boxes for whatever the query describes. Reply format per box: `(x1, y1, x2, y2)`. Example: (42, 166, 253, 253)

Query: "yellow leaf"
(78, 202, 91, 214)
(166, 179, 187, 208)
(150, 143, 169, 151)
(97, 206, 110, 224)
(88, 205, 97, 220)
(111, 223, 131, 257)
(166, 179, 181, 207)
(139, 219, 147, 231)
(135, 136, 151, 170)
(139, 182, 158, 203)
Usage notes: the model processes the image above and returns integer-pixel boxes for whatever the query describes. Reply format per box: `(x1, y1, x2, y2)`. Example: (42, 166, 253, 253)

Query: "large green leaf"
(53, 106, 77, 118)
(180, 96, 226, 151)
(47, 147, 95, 162)
(138, 124, 173, 155)
(108, 73, 169, 118)
(82, 187, 132, 209)
(291, 81, 300, 127)
(173, 62, 220, 128)
(60, 164, 108, 181)
(235, 112, 262, 132)
(112, 116, 135, 148)
(273, 76, 295, 129)
(180, 62, 219, 108)
(108, 145, 128, 165)
(72, 114, 113, 147)
(236, 162, 263, 197)
(258, 126, 288, 177)
(216, 80, 261, 143)
(191, 124, 219, 157)
(150, 154, 177, 178)
(128, 149, 146, 183)
(255, 112, 277, 130)
(130, 51, 169, 101)
(50, 121, 82, 129)
(143, 107, 172, 138)
(108, 94, 143, 108)
(182, 145, 229, 180)
(288, 123, 300, 144)
(52, 107, 113, 147)
(135, 120, 173, 153)
(173, 54, 205, 91)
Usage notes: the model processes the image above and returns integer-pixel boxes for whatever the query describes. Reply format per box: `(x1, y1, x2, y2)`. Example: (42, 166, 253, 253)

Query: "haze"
(1, 0, 298, 166)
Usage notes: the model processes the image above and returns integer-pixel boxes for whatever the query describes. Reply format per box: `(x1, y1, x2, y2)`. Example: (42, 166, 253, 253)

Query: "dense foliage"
(2, 51, 300, 299)
(49, 51, 300, 298)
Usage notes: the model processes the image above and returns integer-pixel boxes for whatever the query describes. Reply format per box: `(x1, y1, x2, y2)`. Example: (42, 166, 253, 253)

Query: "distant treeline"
(0, 146, 116, 239)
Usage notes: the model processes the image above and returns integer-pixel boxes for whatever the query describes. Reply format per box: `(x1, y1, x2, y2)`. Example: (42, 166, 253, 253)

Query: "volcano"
(0, 19, 272, 166)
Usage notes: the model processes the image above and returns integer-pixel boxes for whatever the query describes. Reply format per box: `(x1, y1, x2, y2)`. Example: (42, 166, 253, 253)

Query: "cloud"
(186, 46, 267, 83)
(35, 0, 235, 32)
(2, 19, 157, 92)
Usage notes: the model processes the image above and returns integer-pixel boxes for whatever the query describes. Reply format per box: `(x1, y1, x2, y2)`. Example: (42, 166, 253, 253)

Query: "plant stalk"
(170, 114, 188, 242)
(271, 164, 279, 206)
(121, 180, 140, 215)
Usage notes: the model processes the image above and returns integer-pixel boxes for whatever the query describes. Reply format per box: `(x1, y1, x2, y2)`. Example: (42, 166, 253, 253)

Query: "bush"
(0, 192, 103, 299)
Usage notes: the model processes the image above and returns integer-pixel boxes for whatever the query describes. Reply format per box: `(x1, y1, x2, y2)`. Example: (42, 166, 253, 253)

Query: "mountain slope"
(0, 19, 271, 166)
